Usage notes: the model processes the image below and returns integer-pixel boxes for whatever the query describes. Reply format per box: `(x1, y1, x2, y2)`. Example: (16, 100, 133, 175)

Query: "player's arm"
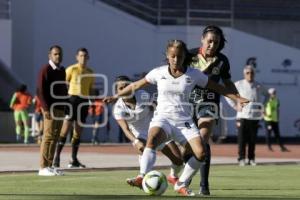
(9, 93, 17, 109)
(104, 78, 149, 103)
(206, 79, 249, 105)
(116, 119, 144, 153)
(223, 79, 239, 95)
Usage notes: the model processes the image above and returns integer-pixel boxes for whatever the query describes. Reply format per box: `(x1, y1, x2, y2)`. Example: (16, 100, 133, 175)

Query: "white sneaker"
(249, 160, 257, 166)
(52, 167, 65, 176)
(239, 159, 246, 167)
(38, 167, 56, 176)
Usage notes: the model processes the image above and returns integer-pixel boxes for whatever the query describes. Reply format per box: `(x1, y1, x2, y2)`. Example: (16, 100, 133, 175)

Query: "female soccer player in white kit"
(112, 75, 183, 187)
(105, 40, 249, 196)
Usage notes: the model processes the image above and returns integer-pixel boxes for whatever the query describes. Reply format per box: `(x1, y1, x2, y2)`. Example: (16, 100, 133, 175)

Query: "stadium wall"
(6, 0, 300, 142)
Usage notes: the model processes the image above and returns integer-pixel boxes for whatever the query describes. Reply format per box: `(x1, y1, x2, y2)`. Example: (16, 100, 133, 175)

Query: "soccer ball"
(142, 170, 168, 196)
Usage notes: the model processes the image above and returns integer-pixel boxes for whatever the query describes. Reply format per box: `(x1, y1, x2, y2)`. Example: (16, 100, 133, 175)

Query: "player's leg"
(265, 121, 273, 151)
(175, 135, 204, 196)
(14, 111, 22, 142)
(20, 110, 30, 144)
(53, 119, 72, 167)
(237, 119, 246, 165)
(248, 120, 258, 166)
(68, 100, 89, 168)
(161, 141, 183, 185)
(272, 122, 288, 151)
(197, 118, 215, 195)
(127, 127, 167, 188)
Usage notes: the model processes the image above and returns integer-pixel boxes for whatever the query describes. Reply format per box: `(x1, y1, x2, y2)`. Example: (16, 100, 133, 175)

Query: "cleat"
(199, 187, 210, 195)
(68, 159, 86, 168)
(167, 175, 178, 186)
(175, 186, 195, 196)
(126, 176, 143, 189)
(174, 182, 195, 196)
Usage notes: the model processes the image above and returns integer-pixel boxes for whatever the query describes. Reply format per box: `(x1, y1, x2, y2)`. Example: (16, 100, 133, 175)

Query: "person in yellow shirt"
(264, 88, 288, 152)
(53, 47, 94, 168)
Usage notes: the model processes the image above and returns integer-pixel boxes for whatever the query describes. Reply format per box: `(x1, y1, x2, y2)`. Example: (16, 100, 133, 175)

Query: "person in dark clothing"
(37, 45, 68, 176)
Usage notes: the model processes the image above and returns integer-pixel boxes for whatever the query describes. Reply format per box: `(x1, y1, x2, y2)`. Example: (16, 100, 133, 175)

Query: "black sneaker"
(68, 159, 86, 168)
(199, 187, 210, 196)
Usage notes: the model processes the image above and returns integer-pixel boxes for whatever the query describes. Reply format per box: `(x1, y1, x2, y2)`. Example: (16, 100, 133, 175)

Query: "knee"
(194, 149, 205, 161)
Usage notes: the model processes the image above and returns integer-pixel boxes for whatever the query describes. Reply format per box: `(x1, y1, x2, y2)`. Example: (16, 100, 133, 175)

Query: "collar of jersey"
(192, 54, 217, 72)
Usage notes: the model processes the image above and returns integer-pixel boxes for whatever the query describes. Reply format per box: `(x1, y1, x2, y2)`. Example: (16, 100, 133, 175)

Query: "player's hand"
(103, 95, 118, 104)
(133, 139, 144, 153)
(237, 96, 250, 108)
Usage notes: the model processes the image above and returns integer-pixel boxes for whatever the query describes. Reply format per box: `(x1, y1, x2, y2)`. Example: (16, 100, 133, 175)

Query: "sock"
(178, 156, 201, 186)
(138, 155, 142, 166)
(140, 148, 156, 176)
(16, 125, 21, 140)
(55, 137, 67, 162)
(24, 125, 29, 143)
(200, 143, 211, 189)
(170, 164, 182, 177)
(71, 138, 80, 161)
(92, 128, 99, 142)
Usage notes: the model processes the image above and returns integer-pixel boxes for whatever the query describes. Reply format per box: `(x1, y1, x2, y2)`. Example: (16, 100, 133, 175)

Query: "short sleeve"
(145, 68, 159, 85)
(113, 104, 124, 120)
(220, 55, 232, 80)
(194, 69, 208, 88)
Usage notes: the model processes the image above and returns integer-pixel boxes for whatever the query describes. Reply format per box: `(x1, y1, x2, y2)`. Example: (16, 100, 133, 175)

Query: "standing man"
(53, 47, 94, 168)
(37, 45, 68, 176)
(227, 65, 268, 166)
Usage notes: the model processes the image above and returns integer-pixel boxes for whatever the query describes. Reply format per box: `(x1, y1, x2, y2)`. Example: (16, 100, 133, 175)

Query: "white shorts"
(149, 115, 200, 145)
(133, 129, 171, 151)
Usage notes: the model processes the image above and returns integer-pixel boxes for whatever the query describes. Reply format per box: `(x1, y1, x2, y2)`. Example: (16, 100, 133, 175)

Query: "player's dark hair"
(202, 25, 226, 52)
(165, 39, 193, 67)
(114, 75, 132, 92)
(49, 45, 62, 53)
(77, 47, 89, 55)
(17, 84, 27, 92)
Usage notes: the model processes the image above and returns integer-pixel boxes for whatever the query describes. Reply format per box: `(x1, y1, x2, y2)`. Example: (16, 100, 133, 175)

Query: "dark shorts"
(35, 112, 43, 122)
(92, 114, 104, 124)
(65, 95, 89, 123)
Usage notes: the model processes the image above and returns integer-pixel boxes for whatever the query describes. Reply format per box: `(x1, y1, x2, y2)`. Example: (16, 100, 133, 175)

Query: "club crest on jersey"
(161, 76, 166, 80)
(212, 67, 220, 75)
(122, 112, 130, 117)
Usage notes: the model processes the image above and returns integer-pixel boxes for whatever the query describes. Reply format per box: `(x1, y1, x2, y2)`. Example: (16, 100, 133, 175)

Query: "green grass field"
(0, 165, 299, 200)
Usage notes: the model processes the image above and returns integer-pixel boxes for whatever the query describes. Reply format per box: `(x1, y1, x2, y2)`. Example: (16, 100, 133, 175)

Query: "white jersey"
(145, 65, 208, 121)
(113, 90, 153, 139)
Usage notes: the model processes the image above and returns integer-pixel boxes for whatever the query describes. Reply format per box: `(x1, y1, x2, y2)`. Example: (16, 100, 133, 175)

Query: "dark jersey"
(189, 52, 231, 105)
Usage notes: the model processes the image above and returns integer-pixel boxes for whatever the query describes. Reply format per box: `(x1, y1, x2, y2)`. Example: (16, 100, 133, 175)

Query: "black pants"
(237, 119, 259, 161)
(265, 121, 284, 147)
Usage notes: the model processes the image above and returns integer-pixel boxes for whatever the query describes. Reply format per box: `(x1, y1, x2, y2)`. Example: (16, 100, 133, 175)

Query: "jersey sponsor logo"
(171, 81, 180, 85)
(184, 122, 191, 129)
